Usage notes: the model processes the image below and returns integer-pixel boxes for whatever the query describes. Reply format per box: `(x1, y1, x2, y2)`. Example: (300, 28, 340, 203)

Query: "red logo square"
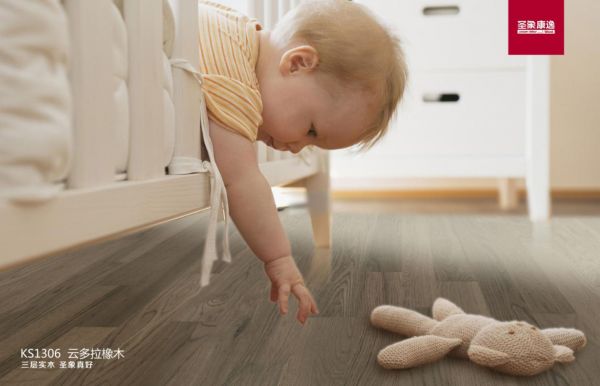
(509, 0, 564, 55)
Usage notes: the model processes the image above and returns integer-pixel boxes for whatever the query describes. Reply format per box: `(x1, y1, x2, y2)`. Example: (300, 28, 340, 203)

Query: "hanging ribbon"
(170, 58, 232, 287)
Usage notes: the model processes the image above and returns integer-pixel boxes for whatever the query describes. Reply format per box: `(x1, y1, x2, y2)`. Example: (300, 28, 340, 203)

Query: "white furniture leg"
(525, 56, 551, 221)
(303, 151, 331, 248)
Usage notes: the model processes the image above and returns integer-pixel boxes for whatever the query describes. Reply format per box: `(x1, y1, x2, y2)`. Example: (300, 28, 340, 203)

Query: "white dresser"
(331, 0, 551, 220)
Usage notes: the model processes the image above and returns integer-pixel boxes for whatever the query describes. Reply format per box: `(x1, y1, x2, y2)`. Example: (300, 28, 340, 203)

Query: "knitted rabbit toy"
(370, 298, 587, 376)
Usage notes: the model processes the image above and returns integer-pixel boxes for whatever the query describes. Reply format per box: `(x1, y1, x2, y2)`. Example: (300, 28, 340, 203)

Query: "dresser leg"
(498, 178, 519, 210)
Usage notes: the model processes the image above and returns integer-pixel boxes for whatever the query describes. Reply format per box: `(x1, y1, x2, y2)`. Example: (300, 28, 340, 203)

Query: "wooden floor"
(1, 199, 599, 385)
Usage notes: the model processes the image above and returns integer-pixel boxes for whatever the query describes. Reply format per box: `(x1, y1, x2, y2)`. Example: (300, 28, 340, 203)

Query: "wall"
(550, 0, 600, 189)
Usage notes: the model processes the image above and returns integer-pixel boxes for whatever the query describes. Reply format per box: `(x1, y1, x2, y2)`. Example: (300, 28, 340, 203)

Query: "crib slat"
(123, 0, 165, 180)
(63, 0, 114, 189)
(263, 0, 278, 29)
(278, 0, 291, 18)
(169, 0, 202, 163)
(256, 142, 268, 163)
(247, 0, 264, 21)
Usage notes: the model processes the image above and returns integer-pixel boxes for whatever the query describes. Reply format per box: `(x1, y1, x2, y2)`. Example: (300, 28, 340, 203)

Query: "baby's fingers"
(278, 284, 291, 315)
(292, 284, 318, 325)
(270, 284, 278, 303)
(311, 299, 320, 315)
(301, 288, 319, 316)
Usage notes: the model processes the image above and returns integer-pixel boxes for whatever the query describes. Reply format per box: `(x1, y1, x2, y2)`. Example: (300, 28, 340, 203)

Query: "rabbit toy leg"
(371, 305, 439, 336)
(377, 335, 462, 369)
(432, 298, 466, 321)
(542, 328, 587, 351)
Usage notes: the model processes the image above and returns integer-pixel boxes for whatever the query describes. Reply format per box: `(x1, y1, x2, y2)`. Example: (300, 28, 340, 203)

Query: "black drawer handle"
(423, 93, 460, 103)
(422, 6, 460, 16)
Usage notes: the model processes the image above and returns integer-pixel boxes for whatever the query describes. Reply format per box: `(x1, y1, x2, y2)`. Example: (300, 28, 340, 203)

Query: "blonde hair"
(272, 0, 408, 151)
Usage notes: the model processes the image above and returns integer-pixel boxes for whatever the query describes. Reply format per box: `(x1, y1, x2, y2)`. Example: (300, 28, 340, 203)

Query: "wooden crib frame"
(0, 0, 330, 271)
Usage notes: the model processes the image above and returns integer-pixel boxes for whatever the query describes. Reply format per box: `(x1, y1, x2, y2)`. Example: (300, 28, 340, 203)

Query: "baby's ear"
(280, 45, 319, 75)
(553, 345, 575, 363)
(468, 345, 510, 367)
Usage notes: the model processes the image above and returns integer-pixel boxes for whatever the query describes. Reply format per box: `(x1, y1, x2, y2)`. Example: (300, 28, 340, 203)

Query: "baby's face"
(257, 72, 377, 154)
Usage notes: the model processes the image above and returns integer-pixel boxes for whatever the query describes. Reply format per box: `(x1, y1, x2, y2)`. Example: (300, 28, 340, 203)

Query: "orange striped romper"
(197, 1, 264, 142)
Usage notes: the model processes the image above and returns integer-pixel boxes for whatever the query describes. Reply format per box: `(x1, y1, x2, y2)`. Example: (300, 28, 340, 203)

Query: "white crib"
(0, 0, 331, 280)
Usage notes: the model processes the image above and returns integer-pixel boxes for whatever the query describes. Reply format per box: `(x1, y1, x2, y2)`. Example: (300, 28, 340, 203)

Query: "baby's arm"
(208, 119, 290, 262)
(208, 119, 319, 324)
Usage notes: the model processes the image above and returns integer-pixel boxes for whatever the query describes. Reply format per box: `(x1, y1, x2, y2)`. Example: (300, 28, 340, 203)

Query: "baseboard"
(332, 189, 499, 199)
(552, 189, 600, 199)
(331, 189, 600, 200)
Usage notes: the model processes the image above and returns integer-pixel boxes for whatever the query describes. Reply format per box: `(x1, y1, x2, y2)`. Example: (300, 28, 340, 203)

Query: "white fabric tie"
(170, 58, 232, 288)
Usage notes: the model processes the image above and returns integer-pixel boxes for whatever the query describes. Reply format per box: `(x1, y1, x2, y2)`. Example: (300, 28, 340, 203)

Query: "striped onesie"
(197, 1, 264, 142)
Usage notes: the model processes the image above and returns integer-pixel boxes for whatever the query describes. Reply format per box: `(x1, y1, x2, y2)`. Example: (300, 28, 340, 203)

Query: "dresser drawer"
(355, 0, 526, 70)
(367, 70, 527, 158)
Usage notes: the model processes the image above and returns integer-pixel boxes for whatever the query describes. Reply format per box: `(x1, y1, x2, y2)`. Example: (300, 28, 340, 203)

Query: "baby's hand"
(263, 255, 319, 325)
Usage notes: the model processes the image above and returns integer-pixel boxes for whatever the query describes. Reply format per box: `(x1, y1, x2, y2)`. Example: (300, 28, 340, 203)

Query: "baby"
(198, 0, 407, 325)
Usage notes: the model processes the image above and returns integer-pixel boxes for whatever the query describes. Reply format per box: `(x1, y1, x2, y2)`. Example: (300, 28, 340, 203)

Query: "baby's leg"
(371, 305, 439, 336)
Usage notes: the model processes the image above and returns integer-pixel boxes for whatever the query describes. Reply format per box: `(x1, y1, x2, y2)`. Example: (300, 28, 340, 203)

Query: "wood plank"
(2, 206, 599, 384)
(0, 286, 118, 375)
(1, 326, 115, 385)
(471, 216, 573, 314)
(396, 215, 438, 310)
(429, 216, 476, 282)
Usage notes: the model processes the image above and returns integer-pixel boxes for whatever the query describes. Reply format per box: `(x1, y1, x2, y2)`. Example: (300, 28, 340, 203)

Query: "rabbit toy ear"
(553, 345, 575, 363)
(468, 345, 510, 367)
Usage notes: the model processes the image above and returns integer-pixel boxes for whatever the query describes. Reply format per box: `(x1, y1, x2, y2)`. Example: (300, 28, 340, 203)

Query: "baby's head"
(256, 0, 407, 153)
